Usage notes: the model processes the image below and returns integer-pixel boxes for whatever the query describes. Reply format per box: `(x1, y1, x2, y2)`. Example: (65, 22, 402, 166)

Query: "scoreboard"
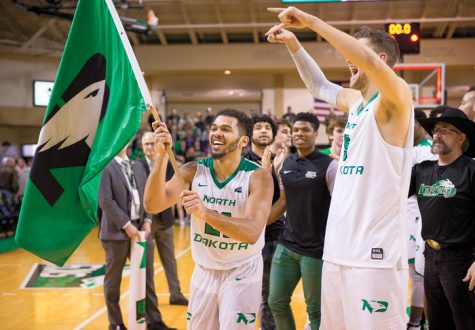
(385, 23, 420, 54)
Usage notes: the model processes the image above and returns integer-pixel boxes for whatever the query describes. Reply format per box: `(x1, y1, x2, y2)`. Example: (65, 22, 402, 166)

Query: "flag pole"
(149, 105, 187, 190)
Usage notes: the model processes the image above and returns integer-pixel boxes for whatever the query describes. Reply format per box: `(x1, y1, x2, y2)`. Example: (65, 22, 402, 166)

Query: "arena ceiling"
(1, 0, 475, 57)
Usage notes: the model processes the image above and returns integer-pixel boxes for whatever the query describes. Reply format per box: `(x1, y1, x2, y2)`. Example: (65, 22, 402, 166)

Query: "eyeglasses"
(431, 127, 461, 136)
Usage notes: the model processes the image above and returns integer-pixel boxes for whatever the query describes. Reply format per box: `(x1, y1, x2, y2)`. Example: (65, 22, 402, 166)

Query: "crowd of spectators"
(0, 143, 29, 238)
(128, 106, 340, 164)
(0, 107, 313, 237)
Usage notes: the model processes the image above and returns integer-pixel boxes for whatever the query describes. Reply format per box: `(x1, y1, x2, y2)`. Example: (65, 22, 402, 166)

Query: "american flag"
(313, 98, 345, 122)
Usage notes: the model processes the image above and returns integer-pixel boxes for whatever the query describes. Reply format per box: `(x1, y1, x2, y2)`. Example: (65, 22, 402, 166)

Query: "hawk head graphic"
(30, 54, 110, 206)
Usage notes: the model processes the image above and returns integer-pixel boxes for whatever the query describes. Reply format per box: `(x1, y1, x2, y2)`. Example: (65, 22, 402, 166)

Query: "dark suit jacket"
(137, 157, 175, 229)
(99, 159, 151, 240)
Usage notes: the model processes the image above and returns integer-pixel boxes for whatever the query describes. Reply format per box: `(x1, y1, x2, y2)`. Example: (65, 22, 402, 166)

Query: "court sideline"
(0, 225, 308, 329)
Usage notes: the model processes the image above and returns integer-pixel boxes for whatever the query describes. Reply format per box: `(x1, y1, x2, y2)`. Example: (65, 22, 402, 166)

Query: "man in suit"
(138, 132, 188, 305)
(99, 144, 175, 330)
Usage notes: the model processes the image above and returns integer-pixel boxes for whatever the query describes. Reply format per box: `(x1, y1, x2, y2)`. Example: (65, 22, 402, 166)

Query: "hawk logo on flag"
(30, 54, 110, 206)
(16, 0, 152, 267)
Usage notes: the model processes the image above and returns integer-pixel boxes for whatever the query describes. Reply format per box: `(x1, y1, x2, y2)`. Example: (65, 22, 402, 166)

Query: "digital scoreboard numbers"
(385, 23, 420, 55)
(387, 23, 412, 35)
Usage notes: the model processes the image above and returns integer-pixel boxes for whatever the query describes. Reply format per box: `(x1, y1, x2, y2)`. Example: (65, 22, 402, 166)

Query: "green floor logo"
(22, 263, 130, 288)
(361, 299, 389, 314)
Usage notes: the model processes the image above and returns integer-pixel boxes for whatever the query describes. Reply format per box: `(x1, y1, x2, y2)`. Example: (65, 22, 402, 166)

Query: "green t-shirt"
(320, 147, 331, 155)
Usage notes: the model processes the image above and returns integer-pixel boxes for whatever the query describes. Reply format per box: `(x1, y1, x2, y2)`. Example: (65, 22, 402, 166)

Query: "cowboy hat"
(417, 106, 475, 157)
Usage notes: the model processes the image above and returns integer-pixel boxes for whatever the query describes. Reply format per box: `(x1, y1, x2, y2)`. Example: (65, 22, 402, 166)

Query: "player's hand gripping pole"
(149, 105, 187, 190)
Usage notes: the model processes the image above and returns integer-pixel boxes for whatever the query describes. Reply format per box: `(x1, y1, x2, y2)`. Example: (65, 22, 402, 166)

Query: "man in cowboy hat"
(409, 106, 475, 330)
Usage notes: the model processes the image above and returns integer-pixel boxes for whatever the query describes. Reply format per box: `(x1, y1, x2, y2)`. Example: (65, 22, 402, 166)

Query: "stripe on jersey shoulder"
(198, 157, 259, 189)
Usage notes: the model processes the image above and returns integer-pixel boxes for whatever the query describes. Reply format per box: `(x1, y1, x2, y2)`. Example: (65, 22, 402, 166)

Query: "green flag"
(15, 0, 151, 266)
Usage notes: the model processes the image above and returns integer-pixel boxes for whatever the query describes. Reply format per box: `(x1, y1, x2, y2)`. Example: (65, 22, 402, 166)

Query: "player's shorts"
(321, 261, 408, 330)
(407, 211, 421, 262)
(187, 255, 263, 330)
(414, 218, 425, 276)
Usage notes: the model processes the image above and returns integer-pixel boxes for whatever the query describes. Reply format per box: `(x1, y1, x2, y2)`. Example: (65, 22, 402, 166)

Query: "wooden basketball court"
(0, 225, 308, 329)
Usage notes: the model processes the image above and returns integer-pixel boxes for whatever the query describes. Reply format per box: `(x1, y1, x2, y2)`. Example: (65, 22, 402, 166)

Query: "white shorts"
(414, 218, 425, 276)
(321, 261, 408, 330)
(407, 211, 420, 262)
(187, 256, 263, 330)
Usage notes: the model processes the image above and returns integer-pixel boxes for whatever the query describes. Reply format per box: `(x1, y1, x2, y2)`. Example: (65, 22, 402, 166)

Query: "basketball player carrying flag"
(267, 7, 413, 329)
(144, 109, 273, 329)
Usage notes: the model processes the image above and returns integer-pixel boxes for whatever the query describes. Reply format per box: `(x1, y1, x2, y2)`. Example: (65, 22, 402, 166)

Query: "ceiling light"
(224, 70, 231, 75)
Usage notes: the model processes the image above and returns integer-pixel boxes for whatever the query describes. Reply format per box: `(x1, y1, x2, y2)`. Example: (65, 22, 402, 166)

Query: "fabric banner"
(15, 0, 151, 266)
(129, 231, 147, 329)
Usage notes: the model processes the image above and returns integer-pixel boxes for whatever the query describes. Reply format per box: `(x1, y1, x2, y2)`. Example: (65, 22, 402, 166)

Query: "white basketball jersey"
(323, 94, 414, 269)
(190, 157, 264, 270)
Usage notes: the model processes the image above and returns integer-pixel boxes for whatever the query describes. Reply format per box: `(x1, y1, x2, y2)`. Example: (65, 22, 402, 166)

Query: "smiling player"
(267, 6, 413, 329)
(144, 108, 273, 329)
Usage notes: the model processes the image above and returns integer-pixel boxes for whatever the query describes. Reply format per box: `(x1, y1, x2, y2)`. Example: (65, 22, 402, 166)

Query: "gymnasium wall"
(1, 38, 474, 146)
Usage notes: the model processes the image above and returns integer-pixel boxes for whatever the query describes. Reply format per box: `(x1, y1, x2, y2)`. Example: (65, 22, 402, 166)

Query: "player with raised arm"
(267, 7, 413, 329)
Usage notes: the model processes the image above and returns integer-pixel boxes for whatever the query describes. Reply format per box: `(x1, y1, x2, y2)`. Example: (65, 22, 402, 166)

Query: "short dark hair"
(353, 26, 400, 68)
(294, 112, 320, 132)
(213, 108, 252, 138)
(467, 86, 475, 93)
(252, 114, 278, 137)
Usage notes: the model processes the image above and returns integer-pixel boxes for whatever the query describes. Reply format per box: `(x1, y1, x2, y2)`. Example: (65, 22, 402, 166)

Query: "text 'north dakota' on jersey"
(190, 157, 264, 270)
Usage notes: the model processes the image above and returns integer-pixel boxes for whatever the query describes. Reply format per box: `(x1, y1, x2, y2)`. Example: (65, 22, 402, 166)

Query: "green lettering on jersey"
(238, 243, 249, 250)
(339, 165, 365, 175)
(204, 212, 231, 238)
(195, 212, 251, 251)
(343, 134, 351, 161)
(204, 223, 220, 237)
(202, 194, 237, 207)
(193, 233, 202, 242)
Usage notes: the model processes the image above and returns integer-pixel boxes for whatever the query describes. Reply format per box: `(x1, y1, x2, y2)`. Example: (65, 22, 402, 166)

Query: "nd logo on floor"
(22, 263, 130, 288)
